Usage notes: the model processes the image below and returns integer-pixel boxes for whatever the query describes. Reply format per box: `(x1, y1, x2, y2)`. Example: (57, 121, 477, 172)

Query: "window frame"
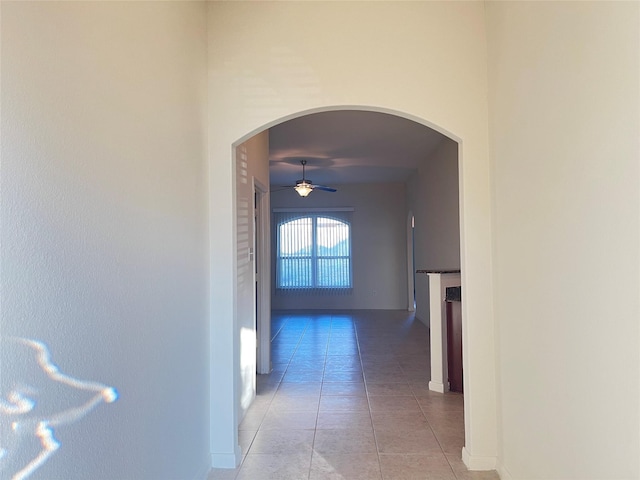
(275, 212, 353, 292)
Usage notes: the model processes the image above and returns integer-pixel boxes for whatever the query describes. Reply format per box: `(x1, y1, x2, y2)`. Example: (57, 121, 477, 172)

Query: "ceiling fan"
(286, 160, 337, 197)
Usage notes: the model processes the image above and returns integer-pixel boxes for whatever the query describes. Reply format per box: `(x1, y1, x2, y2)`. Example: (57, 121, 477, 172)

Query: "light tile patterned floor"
(208, 310, 499, 480)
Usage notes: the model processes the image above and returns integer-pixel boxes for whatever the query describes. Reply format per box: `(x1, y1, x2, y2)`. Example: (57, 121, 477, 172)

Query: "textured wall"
(1, 3, 210, 479)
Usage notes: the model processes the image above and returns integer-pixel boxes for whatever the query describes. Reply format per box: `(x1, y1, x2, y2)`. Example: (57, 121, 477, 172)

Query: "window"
(275, 212, 352, 292)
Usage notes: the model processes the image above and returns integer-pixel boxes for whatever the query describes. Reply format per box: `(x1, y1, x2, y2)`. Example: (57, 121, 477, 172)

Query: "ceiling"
(269, 110, 448, 188)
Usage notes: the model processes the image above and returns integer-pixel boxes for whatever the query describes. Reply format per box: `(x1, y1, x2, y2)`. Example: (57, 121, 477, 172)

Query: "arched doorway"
(210, 106, 494, 471)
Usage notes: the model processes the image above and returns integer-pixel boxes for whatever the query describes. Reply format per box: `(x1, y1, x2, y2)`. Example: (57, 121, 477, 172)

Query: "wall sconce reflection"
(1, 338, 118, 480)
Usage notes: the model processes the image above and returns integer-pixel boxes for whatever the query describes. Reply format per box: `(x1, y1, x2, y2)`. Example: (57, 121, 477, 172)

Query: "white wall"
(486, 2, 640, 478)
(207, 0, 496, 468)
(271, 182, 408, 310)
(235, 131, 270, 422)
(408, 138, 461, 325)
(1, 3, 210, 479)
(5, 2, 638, 477)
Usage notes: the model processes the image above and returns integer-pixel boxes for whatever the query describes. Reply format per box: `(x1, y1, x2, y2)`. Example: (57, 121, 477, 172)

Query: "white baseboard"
(211, 447, 242, 469)
(428, 380, 446, 393)
(462, 447, 497, 471)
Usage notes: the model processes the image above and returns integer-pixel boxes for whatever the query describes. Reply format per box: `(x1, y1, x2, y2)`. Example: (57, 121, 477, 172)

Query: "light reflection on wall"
(0, 338, 118, 480)
(239, 327, 256, 414)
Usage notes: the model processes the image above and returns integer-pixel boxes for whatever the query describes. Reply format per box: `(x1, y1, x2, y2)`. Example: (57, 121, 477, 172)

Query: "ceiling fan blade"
(312, 185, 337, 192)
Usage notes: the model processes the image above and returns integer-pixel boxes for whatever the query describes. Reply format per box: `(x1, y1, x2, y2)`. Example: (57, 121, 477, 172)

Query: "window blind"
(274, 209, 353, 295)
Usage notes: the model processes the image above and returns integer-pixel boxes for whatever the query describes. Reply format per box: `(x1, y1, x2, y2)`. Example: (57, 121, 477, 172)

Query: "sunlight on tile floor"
(208, 310, 499, 480)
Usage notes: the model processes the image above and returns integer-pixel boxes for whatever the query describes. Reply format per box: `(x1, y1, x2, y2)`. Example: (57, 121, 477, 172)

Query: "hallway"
(208, 310, 498, 480)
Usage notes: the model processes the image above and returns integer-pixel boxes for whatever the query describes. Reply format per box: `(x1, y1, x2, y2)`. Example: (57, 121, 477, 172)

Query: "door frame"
(253, 178, 271, 374)
(407, 211, 416, 311)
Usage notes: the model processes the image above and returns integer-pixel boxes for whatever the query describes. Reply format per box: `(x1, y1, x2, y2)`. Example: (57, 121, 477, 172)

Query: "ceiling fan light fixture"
(294, 181, 313, 197)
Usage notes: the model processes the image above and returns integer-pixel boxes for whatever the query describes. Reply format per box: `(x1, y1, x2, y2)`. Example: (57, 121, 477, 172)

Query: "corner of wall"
(496, 462, 514, 480)
(414, 314, 428, 328)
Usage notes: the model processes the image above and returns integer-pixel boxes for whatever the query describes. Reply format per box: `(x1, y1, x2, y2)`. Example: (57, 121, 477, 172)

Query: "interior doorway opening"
(222, 107, 482, 472)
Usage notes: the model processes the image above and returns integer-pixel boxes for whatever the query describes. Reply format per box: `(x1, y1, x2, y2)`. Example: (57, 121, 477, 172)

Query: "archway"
(211, 106, 493, 471)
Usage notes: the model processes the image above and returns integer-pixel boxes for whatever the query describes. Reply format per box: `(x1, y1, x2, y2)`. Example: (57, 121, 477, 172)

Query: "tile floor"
(208, 310, 499, 480)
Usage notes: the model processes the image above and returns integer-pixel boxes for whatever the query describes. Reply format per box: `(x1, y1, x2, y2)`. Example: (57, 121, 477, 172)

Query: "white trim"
(462, 447, 498, 471)
(254, 178, 271, 374)
(428, 381, 446, 393)
(273, 207, 355, 213)
(407, 211, 416, 312)
(211, 448, 242, 469)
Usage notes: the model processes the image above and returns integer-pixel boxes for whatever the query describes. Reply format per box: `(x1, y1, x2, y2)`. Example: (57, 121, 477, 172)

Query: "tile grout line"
(354, 315, 386, 480)
(307, 314, 331, 480)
